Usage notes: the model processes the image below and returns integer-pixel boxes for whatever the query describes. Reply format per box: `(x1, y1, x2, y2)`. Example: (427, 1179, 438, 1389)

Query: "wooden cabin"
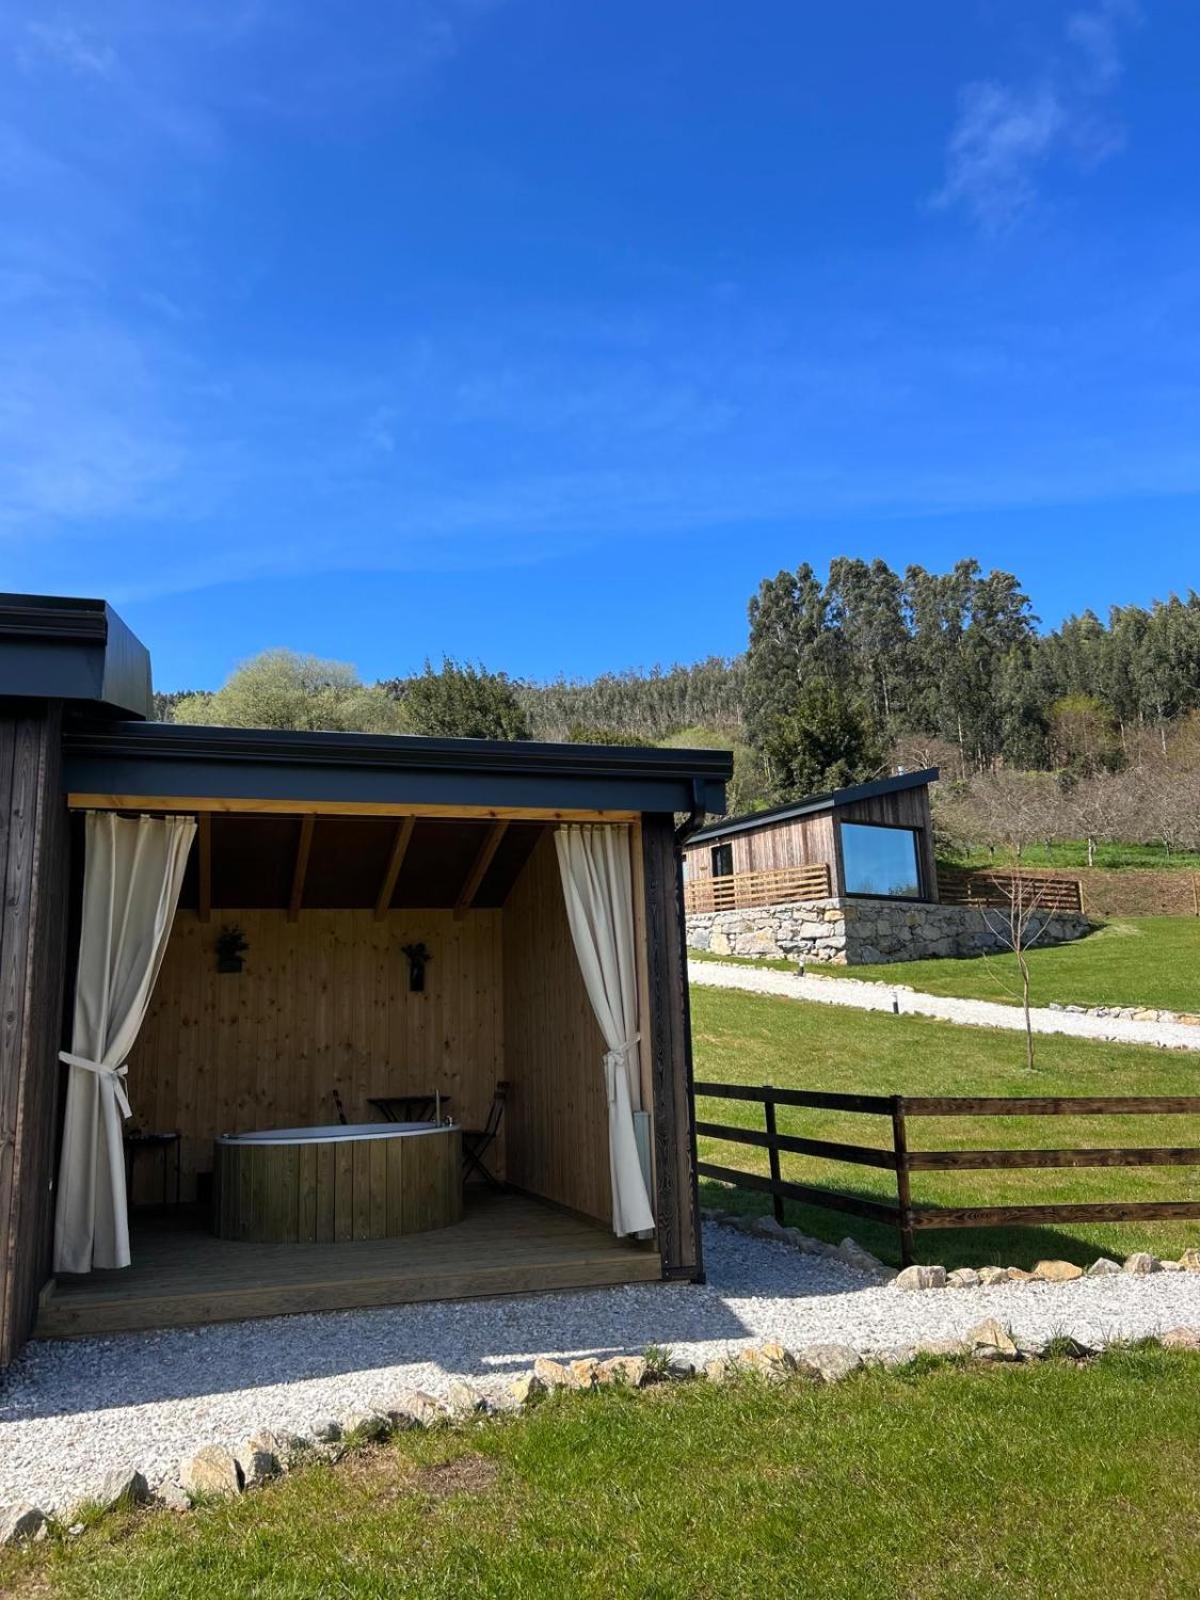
(0, 593, 730, 1367)
(682, 769, 939, 913)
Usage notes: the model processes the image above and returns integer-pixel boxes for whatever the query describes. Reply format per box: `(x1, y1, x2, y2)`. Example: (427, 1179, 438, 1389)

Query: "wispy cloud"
(19, 20, 117, 79)
(932, 1, 1140, 233)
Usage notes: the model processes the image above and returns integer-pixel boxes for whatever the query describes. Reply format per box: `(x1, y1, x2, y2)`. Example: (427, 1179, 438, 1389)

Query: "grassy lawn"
(8, 1350, 1200, 1600)
(692, 917, 1200, 1012)
(946, 839, 1200, 871)
(820, 916, 1200, 1013)
(692, 983, 1200, 1267)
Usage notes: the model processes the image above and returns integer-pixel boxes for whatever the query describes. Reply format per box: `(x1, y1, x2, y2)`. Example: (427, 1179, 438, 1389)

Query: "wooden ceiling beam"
(454, 821, 508, 919)
(287, 815, 315, 922)
(197, 812, 212, 924)
(67, 795, 639, 823)
(374, 815, 416, 921)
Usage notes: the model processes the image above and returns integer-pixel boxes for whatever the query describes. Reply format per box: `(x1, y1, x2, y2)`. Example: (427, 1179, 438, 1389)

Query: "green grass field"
(692, 916, 1200, 1012)
(692, 983, 1200, 1267)
(820, 916, 1200, 1012)
(946, 839, 1200, 871)
(7, 1350, 1200, 1600)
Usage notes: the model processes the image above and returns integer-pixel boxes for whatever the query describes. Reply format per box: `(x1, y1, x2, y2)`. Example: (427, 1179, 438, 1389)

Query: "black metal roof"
(684, 767, 938, 845)
(0, 592, 153, 720)
(63, 719, 732, 817)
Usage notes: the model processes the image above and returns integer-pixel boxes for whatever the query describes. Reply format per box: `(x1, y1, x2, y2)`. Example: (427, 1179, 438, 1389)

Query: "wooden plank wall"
(127, 909, 504, 1202)
(684, 813, 838, 882)
(502, 831, 613, 1225)
(0, 702, 70, 1367)
(838, 785, 937, 900)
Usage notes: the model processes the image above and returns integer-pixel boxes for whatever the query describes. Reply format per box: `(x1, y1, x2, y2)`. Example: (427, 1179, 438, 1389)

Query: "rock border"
(7, 1318, 1200, 1548)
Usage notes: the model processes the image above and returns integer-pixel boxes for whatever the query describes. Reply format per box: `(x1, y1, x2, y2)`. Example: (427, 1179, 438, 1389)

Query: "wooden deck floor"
(36, 1193, 662, 1339)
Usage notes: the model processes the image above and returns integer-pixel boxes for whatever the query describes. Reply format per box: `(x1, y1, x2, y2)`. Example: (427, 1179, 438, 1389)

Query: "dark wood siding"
(0, 701, 70, 1367)
(685, 811, 838, 882)
(642, 814, 702, 1281)
(836, 784, 937, 900)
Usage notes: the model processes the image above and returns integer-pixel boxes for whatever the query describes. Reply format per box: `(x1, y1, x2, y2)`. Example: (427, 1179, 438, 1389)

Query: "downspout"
(674, 778, 708, 849)
(671, 777, 708, 1283)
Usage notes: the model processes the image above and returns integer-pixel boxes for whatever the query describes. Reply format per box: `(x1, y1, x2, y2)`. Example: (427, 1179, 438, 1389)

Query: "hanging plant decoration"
(215, 925, 249, 974)
(401, 941, 432, 993)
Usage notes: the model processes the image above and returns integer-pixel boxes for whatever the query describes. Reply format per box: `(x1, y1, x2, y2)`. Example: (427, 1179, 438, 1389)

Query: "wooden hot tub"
(212, 1122, 463, 1244)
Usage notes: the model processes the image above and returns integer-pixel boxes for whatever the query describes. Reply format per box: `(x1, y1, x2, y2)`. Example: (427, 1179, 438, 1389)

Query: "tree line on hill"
(156, 556, 1200, 854)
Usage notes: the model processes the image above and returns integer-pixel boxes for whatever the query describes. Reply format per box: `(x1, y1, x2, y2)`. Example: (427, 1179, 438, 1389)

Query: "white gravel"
(5, 1224, 1200, 1514)
(689, 958, 1200, 1051)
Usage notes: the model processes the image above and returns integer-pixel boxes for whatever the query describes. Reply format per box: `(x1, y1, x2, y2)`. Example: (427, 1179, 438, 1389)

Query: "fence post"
(891, 1094, 914, 1268)
(763, 1091, 785, 1226)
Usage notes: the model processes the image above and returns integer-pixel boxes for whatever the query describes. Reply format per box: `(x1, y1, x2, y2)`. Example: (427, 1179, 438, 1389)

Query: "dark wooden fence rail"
(694, 1081, 1200, 1267)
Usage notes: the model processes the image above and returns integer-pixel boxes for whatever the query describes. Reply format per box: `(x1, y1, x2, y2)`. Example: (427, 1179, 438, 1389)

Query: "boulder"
(894, 1264, 947, 1291)
(508, 1372, 547, 1407)
(1160, 1327, 1200, 1350)
(447, 1379, 491, 1415)
(311, 1418, 342, 1443)
(751, 1215, 790, 1240)
(569, 1358, 600, 1389)
(1161, 1260, 1186, 1273)
(343, 1410, 392, 1443)
(533, 1356, 574, 1389)
(913, 1337, 968, 1359)
(794, 1344, 862, 1383)
(737, 1341, 795, 1382)
(389, 1391, 446, 1427)
(180, 1446, 243, 1500)
(1123, 1252, 1162, 1275)
(95, 1468, 152, 1511)
(1006, 1268, 1035, 1282)
(665, 1358, 697, 1382)
(965, 1318, 1019, 1360)
(704, 1357, 733, 1384)
(235, 1445, 281, 1488)
(1086, 1257, 1122, 1277)
(1032, 1260, 1084, 1283)
(1179, 1249, 1200, 1271)
(157, 1482, 192, 1513)
(947, 1268, 981, 1289)
(596, 1355, 650, 1388)
(977, 1266, 1009, 1287)
(0, 1503, 46, 1545)
(837, 1237, 896, 1281)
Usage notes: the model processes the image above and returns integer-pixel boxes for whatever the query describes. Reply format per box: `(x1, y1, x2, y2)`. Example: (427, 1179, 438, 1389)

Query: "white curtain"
(54, 813, 196, 1274)
(554, 824, 655, 1237)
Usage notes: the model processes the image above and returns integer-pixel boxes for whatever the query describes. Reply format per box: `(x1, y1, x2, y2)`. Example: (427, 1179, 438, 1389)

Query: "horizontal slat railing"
(684, 862, 832, 915)
(695, 1082, 1200, 1265)
(936, 866, 1084, 914)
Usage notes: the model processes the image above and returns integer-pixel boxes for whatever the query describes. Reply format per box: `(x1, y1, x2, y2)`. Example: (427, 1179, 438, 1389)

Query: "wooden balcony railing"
(936, 867, 1084, 915)
(683, 862, 832, 915)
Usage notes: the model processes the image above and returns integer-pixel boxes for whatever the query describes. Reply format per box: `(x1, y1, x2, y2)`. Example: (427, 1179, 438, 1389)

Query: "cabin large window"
(840, 822, 921, 899)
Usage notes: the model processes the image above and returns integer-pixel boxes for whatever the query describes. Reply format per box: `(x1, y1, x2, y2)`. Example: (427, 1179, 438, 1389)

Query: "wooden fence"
(936, 866, 1084, 915)
(694, 1081, 1200, 1266)
(684, 863, 832, 915)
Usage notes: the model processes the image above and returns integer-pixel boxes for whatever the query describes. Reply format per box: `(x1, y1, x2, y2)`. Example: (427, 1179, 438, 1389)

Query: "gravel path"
(5, 1224, 1200, 1514)
(689, 959, 1200, 1051)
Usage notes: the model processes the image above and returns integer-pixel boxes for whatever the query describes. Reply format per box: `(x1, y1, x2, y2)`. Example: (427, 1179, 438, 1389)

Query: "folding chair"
(462, 1082, 509, 1188)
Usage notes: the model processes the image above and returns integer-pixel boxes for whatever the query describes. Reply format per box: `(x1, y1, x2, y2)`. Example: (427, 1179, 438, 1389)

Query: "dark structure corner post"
(642, 812, 704, 1284)
(0, 700, 71, 1369)
(891, 1094, 914, 1269)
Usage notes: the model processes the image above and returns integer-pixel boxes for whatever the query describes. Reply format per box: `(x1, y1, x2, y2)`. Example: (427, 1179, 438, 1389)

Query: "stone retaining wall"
(686, 896, 1093, 966)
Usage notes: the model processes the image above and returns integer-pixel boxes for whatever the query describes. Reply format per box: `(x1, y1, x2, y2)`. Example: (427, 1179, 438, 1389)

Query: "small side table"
(124, 1131, 182, 1210)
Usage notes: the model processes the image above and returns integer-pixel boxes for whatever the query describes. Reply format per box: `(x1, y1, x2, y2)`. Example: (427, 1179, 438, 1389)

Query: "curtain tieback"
(59, 1052, 133, 1119)
(603, 1036, 641, 1104)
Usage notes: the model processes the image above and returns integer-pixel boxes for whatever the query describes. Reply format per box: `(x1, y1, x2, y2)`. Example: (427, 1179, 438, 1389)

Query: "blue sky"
(1, 1, 1197, 690)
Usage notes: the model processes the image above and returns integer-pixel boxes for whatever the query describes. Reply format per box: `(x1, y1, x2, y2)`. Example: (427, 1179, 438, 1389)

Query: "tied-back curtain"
(554, 825, 655, 1237)
(53, 813, 196, 1275)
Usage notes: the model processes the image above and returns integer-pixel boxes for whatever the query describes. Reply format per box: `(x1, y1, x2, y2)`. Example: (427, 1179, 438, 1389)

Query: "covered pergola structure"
(0, 595, 730, 1363)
